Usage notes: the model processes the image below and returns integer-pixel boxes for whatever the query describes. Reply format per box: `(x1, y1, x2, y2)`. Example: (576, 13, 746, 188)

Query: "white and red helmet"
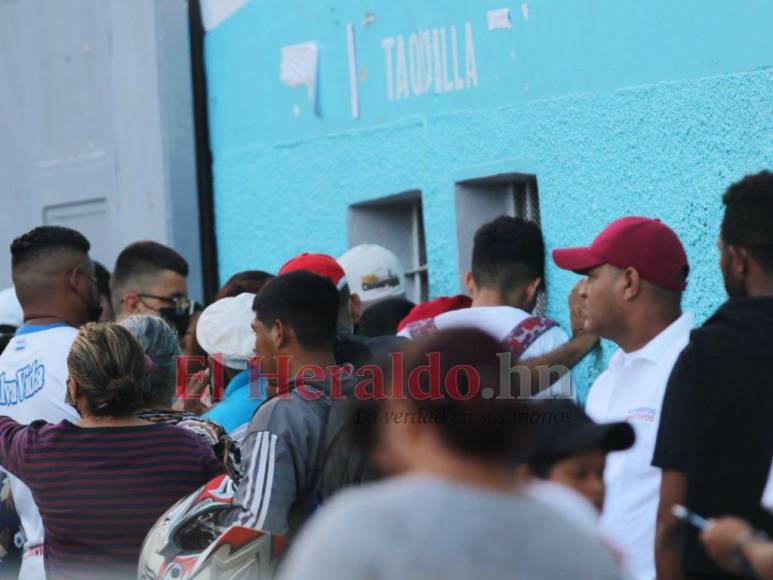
(138, 474, 286, 579)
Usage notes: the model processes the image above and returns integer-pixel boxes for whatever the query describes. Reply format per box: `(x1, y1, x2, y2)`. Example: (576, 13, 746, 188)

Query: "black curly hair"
(722, 171, 773, 271)
(472, 215, 545, 293)
(10, 226, 91, 269)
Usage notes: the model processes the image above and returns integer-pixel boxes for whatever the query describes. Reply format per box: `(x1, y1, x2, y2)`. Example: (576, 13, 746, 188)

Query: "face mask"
(72, 270, 104, 323)
(64, 381, 81, 415)
(86, 300, 104, 323)
(159, 306, 192, 337)
(75, 292, 102, 323)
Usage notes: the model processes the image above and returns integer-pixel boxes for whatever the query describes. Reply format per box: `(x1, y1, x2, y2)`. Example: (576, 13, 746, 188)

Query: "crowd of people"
(0, 170, 770, 579)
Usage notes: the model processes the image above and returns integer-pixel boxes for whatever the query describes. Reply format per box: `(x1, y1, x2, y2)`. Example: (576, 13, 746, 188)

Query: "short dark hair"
(722, 171, 773, 271)
(111, 241, 189, 296)
(252, 271, 339, 351)
(11, 226, 90, 269)
(94, 261, 111, 300)
(215, 270, 274, 301)
(471, 216, 545, 293)
(358, 297, 415, 337)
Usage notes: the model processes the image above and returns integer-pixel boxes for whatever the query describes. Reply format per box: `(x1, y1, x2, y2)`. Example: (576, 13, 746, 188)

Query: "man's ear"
(463, 271, 476, 296)
(622, 267, 642, 301)
(273, 319, 291, 350)
(349, 293, 362, 324)
(729, 245, 750, 279)
(66, 268, 85, 296)
(120, 292, 141, 315)
(524, 277, 542, 306)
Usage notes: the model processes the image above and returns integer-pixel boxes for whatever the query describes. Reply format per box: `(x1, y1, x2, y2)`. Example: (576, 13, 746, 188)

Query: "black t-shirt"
(653, 297, 773, 578)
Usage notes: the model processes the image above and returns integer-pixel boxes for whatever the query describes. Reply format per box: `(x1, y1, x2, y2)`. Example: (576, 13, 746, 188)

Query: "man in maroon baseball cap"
(551, 216, 693, 580)
(553, 216, 689, 292)
(553, 216, 689, 338)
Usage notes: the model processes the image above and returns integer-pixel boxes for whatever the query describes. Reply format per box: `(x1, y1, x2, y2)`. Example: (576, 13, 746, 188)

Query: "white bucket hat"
(196, 292, 255, 370)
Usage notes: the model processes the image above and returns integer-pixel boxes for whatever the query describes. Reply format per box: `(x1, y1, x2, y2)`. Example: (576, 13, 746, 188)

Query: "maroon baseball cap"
(552, 217, 689, 292)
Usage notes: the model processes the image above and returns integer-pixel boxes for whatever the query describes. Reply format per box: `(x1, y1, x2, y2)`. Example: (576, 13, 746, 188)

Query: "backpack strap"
(502, 316, 558, 360)
(404, 317, 438, 339)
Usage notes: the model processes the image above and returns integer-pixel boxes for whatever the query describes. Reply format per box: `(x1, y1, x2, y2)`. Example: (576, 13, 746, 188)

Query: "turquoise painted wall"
(204, 0, 773, 399)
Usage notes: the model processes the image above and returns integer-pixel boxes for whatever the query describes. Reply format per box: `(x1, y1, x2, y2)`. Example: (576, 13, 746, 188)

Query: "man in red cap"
(278, 253, 375, 369)
(280, 253, 360, 333)
(553, 216, 693, 580)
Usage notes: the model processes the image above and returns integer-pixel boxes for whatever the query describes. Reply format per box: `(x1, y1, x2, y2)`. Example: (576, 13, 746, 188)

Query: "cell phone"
(672, 504, 709, 530)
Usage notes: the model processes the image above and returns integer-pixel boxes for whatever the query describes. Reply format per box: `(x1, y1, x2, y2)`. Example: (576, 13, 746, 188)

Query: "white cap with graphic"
(338, 244, 406, 307)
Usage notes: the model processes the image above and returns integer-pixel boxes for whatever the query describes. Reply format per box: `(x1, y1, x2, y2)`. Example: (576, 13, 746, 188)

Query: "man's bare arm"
(517, 333, 599, 395)
(656, 470, 688, 580)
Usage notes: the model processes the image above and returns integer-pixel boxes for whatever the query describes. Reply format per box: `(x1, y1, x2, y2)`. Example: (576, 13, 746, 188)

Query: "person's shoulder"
(40, 325, 79, 346)
(585, 371, 614, 414)
(51, 325, 78, 337)
(21, 326, 79, 364)
(319, 476, 421, 522)
(525, 480, 598, 533)
(149, 422, 211, 448)
(693, 298, 773, 339)
(247, 387, 326, 435)
(437, 305, 525, 325)
(522, 321, 570, 355)
(514, 494, 622, 576)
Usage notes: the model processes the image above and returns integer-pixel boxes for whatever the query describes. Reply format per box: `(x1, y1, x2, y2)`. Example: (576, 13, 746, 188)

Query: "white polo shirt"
(398, 305, 575, 400)
(585, 312, 693, 580)
(0, 323, 79, 552)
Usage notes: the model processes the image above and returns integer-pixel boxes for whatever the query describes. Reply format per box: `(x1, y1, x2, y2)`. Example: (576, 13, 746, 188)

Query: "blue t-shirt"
(203, 370, 266, 433)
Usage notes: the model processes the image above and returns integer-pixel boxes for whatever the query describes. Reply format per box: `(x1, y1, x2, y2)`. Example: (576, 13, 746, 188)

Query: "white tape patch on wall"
(200, 0, 248, 32)
(280, 42, 320, 115)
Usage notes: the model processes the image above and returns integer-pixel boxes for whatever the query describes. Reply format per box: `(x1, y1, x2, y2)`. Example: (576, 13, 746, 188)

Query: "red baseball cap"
(279, 253, 347, 290)
(397, 294, 473, 331)
(552, 217, 689, 292)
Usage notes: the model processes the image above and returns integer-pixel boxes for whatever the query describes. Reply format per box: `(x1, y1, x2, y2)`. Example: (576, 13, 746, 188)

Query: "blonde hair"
(67, 322, 145, 417)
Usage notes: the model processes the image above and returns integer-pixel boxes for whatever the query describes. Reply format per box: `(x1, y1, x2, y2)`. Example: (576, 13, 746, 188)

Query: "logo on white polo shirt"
(0, 360, 46, 406)
(625, 406, 656, 423)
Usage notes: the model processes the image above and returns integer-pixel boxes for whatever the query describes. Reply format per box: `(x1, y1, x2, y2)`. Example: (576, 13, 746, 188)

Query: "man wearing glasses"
(110, 241, 193, 335)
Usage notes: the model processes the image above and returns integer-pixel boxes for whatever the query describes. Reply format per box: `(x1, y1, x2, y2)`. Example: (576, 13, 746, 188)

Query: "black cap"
(526, 400, 635, 464)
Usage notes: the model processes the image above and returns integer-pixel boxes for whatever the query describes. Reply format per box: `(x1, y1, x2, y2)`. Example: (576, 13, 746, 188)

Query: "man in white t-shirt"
(0, 226, 102, 578)
(552, 216, 693, 580)
(400, 216, 579, 399)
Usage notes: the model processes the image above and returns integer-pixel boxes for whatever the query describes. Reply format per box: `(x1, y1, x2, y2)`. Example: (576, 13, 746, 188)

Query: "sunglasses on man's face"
(137, 294, 195, 317)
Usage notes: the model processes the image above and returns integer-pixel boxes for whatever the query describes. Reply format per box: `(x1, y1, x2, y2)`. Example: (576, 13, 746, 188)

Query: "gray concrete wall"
(0, 0, 203, 301)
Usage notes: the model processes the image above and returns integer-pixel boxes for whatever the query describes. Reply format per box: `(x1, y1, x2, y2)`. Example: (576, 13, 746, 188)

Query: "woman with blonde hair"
(0, 322, 223, 579)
